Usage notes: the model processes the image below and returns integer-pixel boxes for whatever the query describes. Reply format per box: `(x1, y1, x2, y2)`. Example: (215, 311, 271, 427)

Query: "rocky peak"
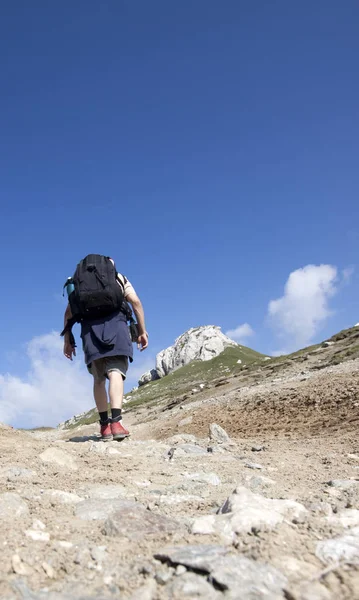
(139, 325, 237, 386)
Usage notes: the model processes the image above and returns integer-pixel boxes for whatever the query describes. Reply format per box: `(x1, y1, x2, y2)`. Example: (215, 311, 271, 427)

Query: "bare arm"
(126, 291, 148, 351)
(63, 303, 76, 360)
(64, 303, 72, 337)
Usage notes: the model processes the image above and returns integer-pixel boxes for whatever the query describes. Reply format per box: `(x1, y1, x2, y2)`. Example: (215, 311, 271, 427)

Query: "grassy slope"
(61, 326, 359, 429)
(63, 344, 264, 428)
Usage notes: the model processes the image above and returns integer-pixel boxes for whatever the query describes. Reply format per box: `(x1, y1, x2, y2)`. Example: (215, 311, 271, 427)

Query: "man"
(63, 257, 148, 441)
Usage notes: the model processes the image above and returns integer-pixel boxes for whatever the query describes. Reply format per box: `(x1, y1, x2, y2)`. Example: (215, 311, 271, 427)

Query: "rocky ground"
(1, 331, 359, 599)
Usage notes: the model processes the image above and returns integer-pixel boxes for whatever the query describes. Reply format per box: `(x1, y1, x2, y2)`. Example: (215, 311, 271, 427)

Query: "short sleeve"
(117, 273, 136, 298)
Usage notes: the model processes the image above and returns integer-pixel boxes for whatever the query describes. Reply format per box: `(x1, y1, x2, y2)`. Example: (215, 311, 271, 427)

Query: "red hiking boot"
(111, 419, 129, 440)
(100, 420, 113, 441)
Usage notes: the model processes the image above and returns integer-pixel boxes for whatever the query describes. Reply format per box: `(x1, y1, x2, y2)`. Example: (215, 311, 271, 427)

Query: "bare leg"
(107, 371, 124, 409)
(93, 379, 108, 413)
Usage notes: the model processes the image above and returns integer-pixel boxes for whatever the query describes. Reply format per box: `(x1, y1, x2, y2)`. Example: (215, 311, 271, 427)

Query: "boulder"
(138, 369, 160, 387)
(192, 486, 307, 538)
(155, 545, 287, 599)
(138, 326, 237, 385)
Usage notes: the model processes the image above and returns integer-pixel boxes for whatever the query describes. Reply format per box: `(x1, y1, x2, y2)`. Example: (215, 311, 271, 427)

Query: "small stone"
(25, 529, 50, 542)
(12, 554, 30, 575)
(89, 441, 108, 454)
(191, 515, 217, 535)
(178, 417, 193, 427)
(316, 527, 359, 563)
(347, 453, 359, 461)
(175, 565, 187, 575)
(184, 472, 221, 486)
(251, 445, 264, 452)
(42, 561, 55, 578)
(75, 498, 133, 521)
(107, 447, 121, 455)
(159, 494, 204, 505)
(82, 484, 127, 499)
(0, 493, 29, 519)
(166, 572, 220, 599)
(39, 447, 78, 471)
(32, 519, 46, 530)
(209, 423, 230, 443)
(134, 480, 152, 487)
(207, 445, 226, 454)
(129, 579, 157, 600)
(91, 545, 107, 563)
(57, 541, 73, 549)
(327, 509, 359, 528)
(166, 434, 198, 445)
(244, 475, 276, 491)
(176, 444, 208, 455)
(5, 467, 36, 481)
(43, 489, 84, 504)
(74, 546, 91, 566)
(244, 462, 264, 470)
(155, 566, 174, 584)
(307, 502, 332, 517)
(327, 479, 359, 490)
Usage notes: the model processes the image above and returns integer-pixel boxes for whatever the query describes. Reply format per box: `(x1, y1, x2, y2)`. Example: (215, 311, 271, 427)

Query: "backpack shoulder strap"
(116, 272, 128, 290)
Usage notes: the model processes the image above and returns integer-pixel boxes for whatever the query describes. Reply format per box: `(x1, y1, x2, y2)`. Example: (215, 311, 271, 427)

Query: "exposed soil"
(1, 331, 359, 599)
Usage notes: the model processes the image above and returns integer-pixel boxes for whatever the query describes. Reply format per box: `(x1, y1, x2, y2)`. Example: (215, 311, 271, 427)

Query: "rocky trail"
(1, 333, 359, 599)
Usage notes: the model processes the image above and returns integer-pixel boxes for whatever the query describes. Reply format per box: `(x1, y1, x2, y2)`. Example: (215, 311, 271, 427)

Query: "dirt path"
(0, 357, 358, 599)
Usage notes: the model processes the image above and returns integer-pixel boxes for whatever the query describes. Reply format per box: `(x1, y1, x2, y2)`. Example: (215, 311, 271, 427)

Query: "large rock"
(192, 486, 307, 538)
(155, 545, 287, 599)
(104, 501, 180, 539)
(138, 369, 160, 386)
(138, 325, 237, 385)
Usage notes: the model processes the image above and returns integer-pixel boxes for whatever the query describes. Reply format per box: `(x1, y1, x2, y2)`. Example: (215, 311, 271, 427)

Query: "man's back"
(63, 256, 148, 441)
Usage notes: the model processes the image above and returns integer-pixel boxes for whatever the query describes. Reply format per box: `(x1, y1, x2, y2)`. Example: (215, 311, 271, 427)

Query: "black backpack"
(66, 254, 124, 323)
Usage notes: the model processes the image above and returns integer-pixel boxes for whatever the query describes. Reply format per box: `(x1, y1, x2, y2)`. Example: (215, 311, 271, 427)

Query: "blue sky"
(0, 1, 358, 427)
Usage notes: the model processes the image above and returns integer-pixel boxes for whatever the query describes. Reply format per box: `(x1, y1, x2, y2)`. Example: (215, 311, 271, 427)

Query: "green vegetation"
(61, 325, 359, 430)
(64, 344, 264, 429)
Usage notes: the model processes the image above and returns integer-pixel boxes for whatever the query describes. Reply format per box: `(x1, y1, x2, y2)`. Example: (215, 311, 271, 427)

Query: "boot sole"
(112, 433, 129, 440)
(101, 435, 113, 441)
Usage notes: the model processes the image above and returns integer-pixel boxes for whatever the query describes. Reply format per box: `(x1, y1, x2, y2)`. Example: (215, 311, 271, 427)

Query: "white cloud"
(225, 323, 255, 343)
(0, 331, 157, 428)
(0, 332, 93, 429)
(268, 264, 338, 353)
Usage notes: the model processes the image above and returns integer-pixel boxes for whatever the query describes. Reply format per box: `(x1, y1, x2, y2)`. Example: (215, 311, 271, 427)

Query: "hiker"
(62, 254, 148, 441)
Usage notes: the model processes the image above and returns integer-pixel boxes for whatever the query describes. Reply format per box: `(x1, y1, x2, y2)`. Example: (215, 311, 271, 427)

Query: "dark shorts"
(87, 355, 129, 383)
